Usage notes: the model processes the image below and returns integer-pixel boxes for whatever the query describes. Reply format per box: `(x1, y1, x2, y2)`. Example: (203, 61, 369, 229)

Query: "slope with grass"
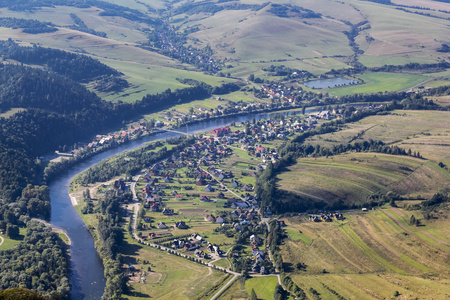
(280, 206, 450, 300)
(303, 110, 450, 166)
(277, 152, 449, 205)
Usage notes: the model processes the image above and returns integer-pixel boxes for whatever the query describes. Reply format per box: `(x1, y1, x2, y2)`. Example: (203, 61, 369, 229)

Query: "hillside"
(0, 0, 445, 101)
(280, 205, 450, 300)
(277, 153, 450, 206)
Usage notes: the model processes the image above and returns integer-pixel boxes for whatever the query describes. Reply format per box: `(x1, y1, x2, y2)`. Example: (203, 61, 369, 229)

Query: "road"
(209, 274, 239, 300)
(400, 76, 443, 92)
(127, 150, 286, 299)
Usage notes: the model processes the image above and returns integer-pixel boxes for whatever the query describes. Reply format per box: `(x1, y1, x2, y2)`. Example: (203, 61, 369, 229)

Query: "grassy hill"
(278, 153, 450, 205)
(280, 205, 450, 300)
(0, 0, 446, 101)
(304, 110, 450, 166)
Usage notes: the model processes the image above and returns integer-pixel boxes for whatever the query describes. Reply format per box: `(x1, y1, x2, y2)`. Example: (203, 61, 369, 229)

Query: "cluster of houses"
(169, 233, 222, 258)
(249, 234, 269, 274)
(309, 212, 344, 222)
(87, 125, 146, 149)
(260, 84, 298, 103)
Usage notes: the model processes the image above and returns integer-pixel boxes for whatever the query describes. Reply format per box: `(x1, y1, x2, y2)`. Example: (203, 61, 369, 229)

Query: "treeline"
(0, 17, 57, 34)
(0, 221, 70, 299)
(327, 61, 450, 76)
(68, 13, 107, 38)
(171, 1, 268, 15)
(74, 136, 196, 185)
(0, 40, 121, 83)
(268, 220, 307, 300)
(91, 192, 128, 299)
(268, 3, 322, 18)
(0, 0, 159, 25)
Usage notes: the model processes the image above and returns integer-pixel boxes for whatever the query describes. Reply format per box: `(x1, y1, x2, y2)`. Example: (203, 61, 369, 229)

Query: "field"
(0, 108, 24, 119)
(326, 72, 429, 96)
(278, 152, 450, 204)
(0, 0, 445, 100)
(280, 205, 450, 300)
(304, 110, 450, 166)
(121, 234, 230, 300)
(0, 228, 26, 250)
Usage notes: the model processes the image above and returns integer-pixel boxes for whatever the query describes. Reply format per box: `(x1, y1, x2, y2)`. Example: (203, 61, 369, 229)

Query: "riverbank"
(31, 218, 72, 245)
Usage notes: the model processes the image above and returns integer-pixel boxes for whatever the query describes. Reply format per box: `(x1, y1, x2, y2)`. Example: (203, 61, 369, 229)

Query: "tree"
(409, 215, 416, 226)
(6, 224, 20, 239)
(249, 288, 257, 300)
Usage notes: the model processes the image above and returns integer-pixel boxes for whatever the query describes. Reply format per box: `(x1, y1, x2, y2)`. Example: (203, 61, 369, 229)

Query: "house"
(158, 222, 167, 229)
(251, 263, 260, 273)
(200, 195, 211, 202)
(162, 208, 174, 215)
(204, 184, 214, 192)
(174, 221, 188, 229)
(205, 214, 216, 222)
(151, 203, 159, 212)
(232, 180, 239, 188)
(210, 127, 231, 137)
(216, 216, 224, 224)
(206, 243, 222, 256)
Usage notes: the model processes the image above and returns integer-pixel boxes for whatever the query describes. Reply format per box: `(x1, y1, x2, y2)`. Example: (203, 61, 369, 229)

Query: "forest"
(0, 221, 70, 299)
(0, 18, 57, 34)
(0, 40, 122, 83)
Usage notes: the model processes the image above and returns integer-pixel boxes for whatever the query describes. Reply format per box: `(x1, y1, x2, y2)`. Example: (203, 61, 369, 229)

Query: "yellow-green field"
(280, 206, 450, 300)
(278, 153, 450, 204)
(326, 72, 429, 96)
(304, 110, 450, 166)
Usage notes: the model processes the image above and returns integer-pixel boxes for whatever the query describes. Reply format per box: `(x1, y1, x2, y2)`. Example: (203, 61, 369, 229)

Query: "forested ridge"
(0, 40, 121, 83)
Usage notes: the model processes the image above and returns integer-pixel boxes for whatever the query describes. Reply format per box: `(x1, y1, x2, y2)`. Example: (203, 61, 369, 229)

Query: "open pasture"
(326, 72, 429, 96)
(304, 110, 450, 165)
(281, 207, 450, 299)
(277, 152, 448, 204)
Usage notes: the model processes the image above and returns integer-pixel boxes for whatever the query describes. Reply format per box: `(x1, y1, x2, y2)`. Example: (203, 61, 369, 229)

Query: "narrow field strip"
(339, 225, 406, 274)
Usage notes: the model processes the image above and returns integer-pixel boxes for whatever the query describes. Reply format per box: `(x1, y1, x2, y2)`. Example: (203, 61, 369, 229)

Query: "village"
(117, 103, 381, 274)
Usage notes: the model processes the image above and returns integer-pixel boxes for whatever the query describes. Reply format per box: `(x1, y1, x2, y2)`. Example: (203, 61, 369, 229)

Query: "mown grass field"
(278, 152, 450, 204)
(245, 276, 279, 300)
(326, 72, 429, 96)
(304, 110, 450, 166)
(0, 228, 26, 250)
(280, 206, 450, 300)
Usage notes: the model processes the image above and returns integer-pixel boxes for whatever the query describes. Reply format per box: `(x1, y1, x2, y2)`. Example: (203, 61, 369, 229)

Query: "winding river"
(49, 108, 316, 299)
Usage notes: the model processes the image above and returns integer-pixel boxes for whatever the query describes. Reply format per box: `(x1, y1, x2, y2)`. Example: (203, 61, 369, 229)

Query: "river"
(49, 108, 317, 299)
